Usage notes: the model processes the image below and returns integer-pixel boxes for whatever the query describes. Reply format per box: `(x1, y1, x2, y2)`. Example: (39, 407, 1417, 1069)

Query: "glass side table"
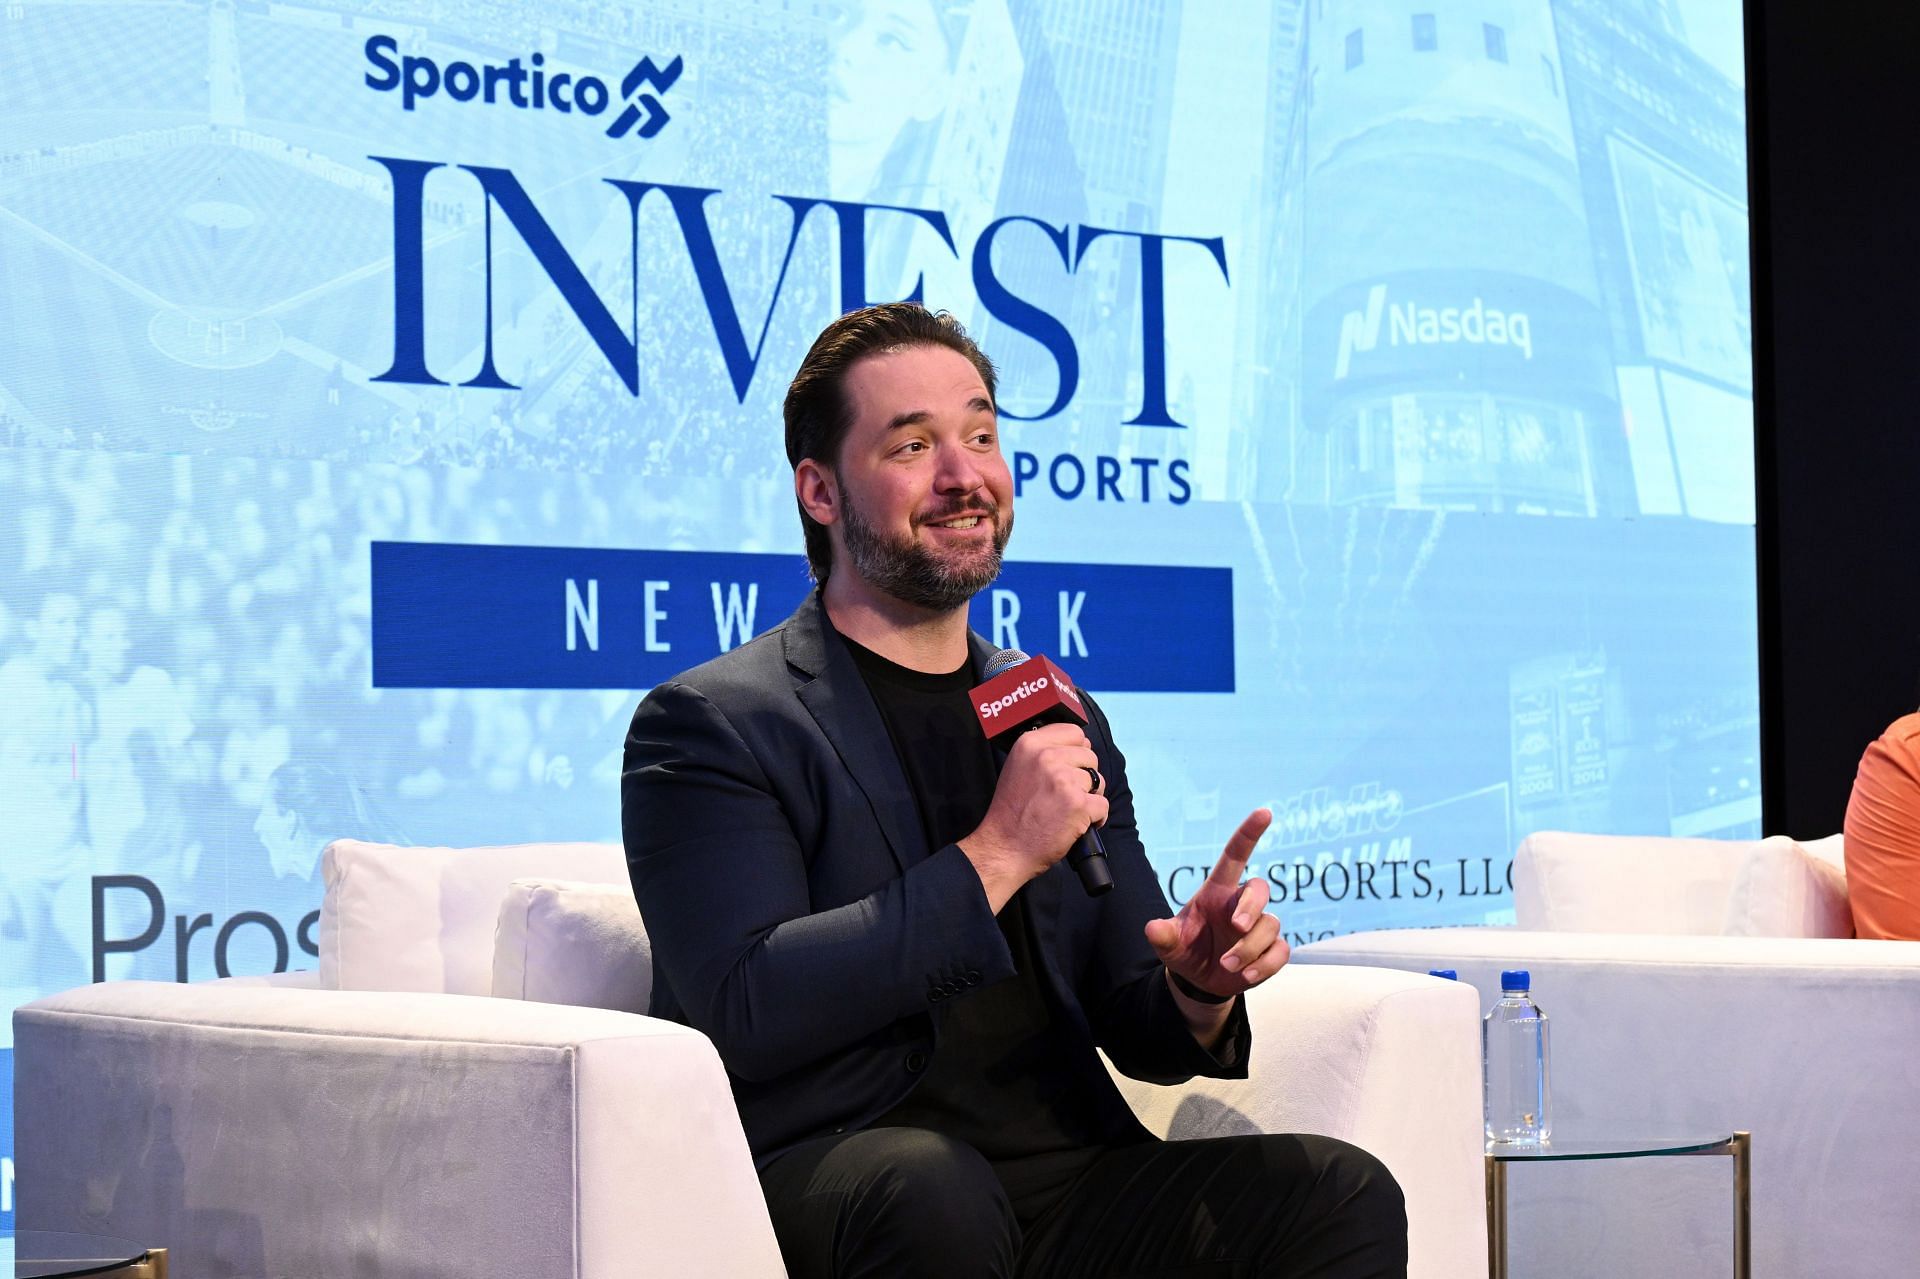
(1484, 1133, 1750, 1279)
(2, 1230, 168, 1279)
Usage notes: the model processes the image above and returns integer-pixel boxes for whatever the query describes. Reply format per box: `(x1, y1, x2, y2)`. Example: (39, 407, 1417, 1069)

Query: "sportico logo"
(363, 36, 682, 140)
(979, 677, 1054, 719)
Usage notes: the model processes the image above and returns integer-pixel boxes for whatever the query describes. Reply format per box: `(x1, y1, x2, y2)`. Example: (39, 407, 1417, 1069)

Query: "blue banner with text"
(371, 543, 1233, 693)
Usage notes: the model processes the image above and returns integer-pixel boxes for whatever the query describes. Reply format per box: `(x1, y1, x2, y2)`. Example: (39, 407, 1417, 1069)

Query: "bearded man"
(621, 303, 1406, 1278)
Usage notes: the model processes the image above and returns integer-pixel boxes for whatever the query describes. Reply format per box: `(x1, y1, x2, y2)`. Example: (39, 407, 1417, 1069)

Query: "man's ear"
(795, 459, 839, 527)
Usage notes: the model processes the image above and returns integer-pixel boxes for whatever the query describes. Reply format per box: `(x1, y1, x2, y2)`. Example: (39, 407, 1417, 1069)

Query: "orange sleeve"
(1843, 712, 1920, 941)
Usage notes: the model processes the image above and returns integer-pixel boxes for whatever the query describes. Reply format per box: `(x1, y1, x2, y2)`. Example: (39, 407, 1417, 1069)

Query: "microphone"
(970, 648, 1113, 896)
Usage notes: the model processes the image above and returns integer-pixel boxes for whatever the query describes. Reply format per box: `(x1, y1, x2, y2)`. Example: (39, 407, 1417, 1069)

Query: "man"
(622, 303, 1405, 1277)
(1844, 707, 1920, 939)
(0, 593, 95, 989)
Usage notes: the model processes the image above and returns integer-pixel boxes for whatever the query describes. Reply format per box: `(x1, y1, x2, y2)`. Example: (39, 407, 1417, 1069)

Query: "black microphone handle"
(1069, 823, 1114, 897)
(990, 724, 1114, 897)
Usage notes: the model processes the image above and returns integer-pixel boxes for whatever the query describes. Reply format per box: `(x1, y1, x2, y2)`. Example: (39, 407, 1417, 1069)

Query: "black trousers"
(757, 1127, 1408, 1279)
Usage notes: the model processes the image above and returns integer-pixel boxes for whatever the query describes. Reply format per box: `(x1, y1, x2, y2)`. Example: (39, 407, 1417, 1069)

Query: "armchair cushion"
(1722, 835, 1852, 938)
(1514, 830, 1853, 939)
(1514, 831, 1752, 934)
(493, 878, 652, 1012)
(318, 839, 625, 994)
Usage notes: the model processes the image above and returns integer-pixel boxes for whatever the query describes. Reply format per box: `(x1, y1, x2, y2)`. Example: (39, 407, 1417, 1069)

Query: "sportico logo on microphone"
(362, 35, 683, 139)
(979, 677, 1054, 719)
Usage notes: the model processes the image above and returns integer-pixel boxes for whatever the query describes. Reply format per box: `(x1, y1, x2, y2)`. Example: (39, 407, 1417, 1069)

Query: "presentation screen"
(0, 0, 1753, 1215)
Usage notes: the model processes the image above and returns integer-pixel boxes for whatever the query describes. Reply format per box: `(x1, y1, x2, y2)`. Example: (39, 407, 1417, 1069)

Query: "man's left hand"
(1144, 808, 1285, 1001)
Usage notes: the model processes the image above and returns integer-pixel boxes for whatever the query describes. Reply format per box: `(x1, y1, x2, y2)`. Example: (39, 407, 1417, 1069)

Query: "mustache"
(915, 499, 1000, 526)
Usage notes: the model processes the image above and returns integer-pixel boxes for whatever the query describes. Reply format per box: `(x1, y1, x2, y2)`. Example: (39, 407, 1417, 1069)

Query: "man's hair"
(783, 303, 998, 582)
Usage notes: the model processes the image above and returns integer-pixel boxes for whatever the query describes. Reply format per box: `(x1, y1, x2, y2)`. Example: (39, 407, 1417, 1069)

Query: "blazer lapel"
(968, 629, 1001, 671)
(785, 592, 928, 875)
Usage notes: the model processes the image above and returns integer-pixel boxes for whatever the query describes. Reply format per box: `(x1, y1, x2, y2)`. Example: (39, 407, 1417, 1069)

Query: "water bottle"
(1483, 969, 1551, 1145)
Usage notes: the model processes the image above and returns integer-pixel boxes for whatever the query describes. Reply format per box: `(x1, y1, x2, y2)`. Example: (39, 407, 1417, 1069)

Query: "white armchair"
(1295, 830, 1920, 1279)
(16, 839, 1487, 1278)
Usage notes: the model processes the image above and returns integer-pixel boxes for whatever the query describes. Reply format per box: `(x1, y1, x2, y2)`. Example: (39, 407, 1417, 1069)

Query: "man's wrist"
(1166, 968, 1236, 1053)
(1167, 967, 1235, 1006)
(957, 832, 1023, 914)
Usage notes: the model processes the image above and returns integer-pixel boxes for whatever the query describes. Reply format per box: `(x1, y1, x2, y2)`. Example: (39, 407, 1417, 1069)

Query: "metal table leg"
(1732, 1131, 1751, 1279)
(105, 1249, 167, 1279)
(1676, 1132, 1753, 1279)
(1486, 1153, 1507, 1279)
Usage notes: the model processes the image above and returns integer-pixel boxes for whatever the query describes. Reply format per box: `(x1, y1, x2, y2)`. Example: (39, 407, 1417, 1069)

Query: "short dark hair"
(783, 303, 998, 582)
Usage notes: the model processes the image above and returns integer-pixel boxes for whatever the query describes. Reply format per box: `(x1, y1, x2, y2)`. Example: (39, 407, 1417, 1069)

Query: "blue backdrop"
(0, 0, 1753, 1221)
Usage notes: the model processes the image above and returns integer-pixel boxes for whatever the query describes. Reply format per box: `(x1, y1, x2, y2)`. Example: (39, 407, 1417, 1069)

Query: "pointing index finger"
(1207, 808, 1273, 889)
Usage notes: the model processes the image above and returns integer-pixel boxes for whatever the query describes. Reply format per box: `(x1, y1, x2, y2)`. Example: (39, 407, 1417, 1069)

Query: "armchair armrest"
(1109, 964, 1485, 1279)
(13, 981, 784, 1279)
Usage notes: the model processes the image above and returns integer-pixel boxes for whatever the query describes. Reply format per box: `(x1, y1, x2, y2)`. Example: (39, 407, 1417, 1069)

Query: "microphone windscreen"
(982, 647, 1031, 679)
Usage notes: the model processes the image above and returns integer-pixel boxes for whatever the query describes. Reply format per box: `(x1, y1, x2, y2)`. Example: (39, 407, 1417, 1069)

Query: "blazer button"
(905, 1050, 928, 1073)
(964, 970, 981, 985)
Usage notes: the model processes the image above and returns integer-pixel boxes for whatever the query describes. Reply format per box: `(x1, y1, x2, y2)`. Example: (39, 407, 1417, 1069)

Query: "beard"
(837, 484, 1012, 613)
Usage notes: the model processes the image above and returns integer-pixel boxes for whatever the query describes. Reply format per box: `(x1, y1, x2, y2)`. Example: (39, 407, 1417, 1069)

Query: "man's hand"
(960, 723, 1108, 913)
(1144, 808, 1284, 1009)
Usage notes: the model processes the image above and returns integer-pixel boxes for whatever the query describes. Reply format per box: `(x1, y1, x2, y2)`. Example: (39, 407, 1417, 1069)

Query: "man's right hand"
(959, 722, 1108, 912)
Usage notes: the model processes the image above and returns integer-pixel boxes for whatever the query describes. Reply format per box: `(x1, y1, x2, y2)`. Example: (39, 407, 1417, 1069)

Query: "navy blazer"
(621, 591, 1249, 1163)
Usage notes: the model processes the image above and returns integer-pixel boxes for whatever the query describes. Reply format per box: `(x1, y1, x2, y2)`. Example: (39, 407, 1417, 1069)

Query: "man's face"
(32, 595, 81, 668)
(822, 344, 1013, 612)
(84, 609, 131, 680)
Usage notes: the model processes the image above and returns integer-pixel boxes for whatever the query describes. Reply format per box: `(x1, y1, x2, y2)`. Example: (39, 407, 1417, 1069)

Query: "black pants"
(757, 1127, 1408, 1279)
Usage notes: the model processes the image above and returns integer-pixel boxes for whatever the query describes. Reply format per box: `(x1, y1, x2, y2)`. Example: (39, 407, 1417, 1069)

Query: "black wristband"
(1168, 968, 1235, 1005)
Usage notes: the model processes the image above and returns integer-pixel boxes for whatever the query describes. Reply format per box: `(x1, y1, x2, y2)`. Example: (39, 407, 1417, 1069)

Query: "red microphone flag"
(970, 654, 1086, 746)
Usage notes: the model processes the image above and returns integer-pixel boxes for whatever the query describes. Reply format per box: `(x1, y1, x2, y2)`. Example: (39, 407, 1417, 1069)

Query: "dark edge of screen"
(1743, 0, 1784, 836)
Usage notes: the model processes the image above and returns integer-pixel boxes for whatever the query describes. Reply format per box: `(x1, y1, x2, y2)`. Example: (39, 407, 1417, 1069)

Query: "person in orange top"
(1843, 711, 1920, 940)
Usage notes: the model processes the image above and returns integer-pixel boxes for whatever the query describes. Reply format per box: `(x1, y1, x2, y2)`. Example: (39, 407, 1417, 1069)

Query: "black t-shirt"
(840, 635, 1147, 1220)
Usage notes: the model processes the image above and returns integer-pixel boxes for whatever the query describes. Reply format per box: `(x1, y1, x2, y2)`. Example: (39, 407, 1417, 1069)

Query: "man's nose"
(933, 443, 987, 493)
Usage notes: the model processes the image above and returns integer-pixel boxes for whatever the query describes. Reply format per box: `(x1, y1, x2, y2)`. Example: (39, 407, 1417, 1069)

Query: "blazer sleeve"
(622, 678, 1016, 1082)
(1076, 693, 1253, 1084)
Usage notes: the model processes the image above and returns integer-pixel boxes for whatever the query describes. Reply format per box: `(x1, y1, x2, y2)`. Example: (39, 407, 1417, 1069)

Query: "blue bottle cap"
(1428, 969, 1458, 981)
(1500, 970, 1530, 992)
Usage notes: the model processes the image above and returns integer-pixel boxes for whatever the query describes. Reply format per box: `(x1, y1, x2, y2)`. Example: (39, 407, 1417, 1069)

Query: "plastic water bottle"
(1483, 969, 1551, 1145)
